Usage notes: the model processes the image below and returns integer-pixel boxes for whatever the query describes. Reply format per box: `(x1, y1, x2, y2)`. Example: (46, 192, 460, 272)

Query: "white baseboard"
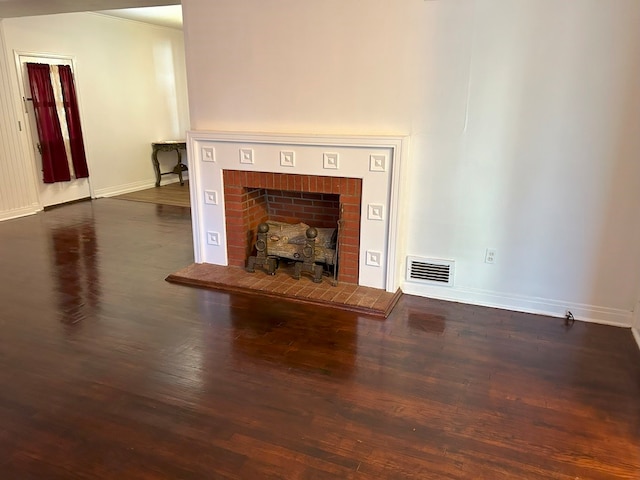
(630, 302, 640, 351)
(0, 204, 40, 222)
(401, 281, 633, 328)
(93, 179, 157, 198)
(632, 328, 640, 351)
(94, 176, 188, 199)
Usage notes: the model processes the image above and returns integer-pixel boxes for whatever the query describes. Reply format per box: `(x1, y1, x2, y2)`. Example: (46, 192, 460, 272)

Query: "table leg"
(176, 149, 184, 186)
(152, 148, 161, 187)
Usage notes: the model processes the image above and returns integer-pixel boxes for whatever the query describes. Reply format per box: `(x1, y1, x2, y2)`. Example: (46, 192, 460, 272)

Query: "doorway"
(16, 53, 91, 208)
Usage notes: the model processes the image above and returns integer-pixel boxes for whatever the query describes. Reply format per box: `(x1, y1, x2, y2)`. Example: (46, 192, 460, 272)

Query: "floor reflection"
(155, 203, 190, 217)
(229, 306, 358, 379)
(407, 311, 446, 334)
(50, 219, 100, 325)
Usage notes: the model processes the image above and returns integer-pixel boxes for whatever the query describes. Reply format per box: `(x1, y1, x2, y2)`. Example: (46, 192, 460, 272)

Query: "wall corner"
(632, 299, 640, 351)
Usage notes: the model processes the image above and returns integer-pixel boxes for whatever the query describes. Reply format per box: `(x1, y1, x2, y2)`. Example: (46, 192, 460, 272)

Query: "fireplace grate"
(406, 257, 454, 286)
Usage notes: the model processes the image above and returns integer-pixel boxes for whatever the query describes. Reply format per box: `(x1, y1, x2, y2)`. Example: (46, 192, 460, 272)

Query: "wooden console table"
(152, 141, 187, 187)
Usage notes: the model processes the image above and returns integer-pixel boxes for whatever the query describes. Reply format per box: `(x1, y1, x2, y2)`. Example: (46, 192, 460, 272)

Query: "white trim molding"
(402, 281, 634, 328)
(93, 179, 154, 198)
(93, 176, 187, 198)
(0, 204, 40, 221)
(186, 131, 408, 292)
(632, 328, 640, 352)
(632, 300, 640, 351)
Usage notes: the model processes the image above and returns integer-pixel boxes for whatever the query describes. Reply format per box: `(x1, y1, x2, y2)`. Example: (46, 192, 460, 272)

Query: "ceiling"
(98, 5, 182, 29)
(0, 0, 182, 29)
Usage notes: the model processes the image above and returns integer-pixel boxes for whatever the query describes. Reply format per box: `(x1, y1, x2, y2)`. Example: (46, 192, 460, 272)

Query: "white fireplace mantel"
(186, 131, 408, 292)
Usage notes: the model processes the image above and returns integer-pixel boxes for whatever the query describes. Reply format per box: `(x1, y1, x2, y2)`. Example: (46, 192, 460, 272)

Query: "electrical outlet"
(485, 248, 496, 264)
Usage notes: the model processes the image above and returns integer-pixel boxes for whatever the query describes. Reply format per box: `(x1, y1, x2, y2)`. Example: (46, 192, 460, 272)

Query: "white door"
(17, 54, 91, 208)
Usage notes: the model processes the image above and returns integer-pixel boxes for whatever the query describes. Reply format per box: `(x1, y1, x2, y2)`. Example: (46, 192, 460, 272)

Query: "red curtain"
(58, 65, 89, 179)
(26, 63, 70, 183)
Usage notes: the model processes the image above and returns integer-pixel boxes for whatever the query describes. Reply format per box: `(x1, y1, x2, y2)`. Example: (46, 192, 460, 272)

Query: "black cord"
(565, 310, 575, 328)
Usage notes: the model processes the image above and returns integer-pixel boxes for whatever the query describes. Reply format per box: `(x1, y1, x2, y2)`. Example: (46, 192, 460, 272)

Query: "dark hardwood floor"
(113, 181, 190, 208)
(0, 199, 639, 479)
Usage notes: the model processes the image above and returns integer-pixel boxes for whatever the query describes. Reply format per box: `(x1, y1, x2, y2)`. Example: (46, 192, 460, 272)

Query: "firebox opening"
(223, 170, 362, 284)
(243, 188, 341, 276)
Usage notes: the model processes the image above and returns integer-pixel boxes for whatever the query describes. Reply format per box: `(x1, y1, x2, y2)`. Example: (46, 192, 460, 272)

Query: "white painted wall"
(1, 11, 189, 203)
(182, 0, 640, 325)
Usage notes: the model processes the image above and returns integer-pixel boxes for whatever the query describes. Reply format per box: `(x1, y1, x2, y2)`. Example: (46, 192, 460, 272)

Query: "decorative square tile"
(204, 190, 218, 205)
(366, 251, 382, 267)
(202, 147, 215, 162)
(323, 152, 339, 169)
(206, 231, 221, 246)
(369, 154, 387, 172)
(367, 203, 384, 221)
(239, 148, 254, 164)
(280, 150, 295, 167)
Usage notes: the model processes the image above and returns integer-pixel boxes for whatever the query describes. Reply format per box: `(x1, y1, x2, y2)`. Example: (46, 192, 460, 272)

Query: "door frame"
(13, 50, 95, 207)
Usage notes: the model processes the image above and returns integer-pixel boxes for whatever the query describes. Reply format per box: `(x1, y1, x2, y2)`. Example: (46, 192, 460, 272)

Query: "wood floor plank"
(0, 198, 638, 479)
(113, 181, 190, 208)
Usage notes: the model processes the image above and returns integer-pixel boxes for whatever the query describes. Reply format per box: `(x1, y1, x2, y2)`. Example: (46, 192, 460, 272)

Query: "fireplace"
(223, 170, 362, 284)
(186, 132, 406, 292)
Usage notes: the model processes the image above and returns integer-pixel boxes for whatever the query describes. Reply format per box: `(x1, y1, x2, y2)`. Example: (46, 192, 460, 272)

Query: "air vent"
(406, 256, 454, 286)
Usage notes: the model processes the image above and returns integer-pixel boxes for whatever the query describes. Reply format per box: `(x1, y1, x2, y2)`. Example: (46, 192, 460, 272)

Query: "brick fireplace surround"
(184, 132, 406, 292)
(223, 170, 362, 284)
